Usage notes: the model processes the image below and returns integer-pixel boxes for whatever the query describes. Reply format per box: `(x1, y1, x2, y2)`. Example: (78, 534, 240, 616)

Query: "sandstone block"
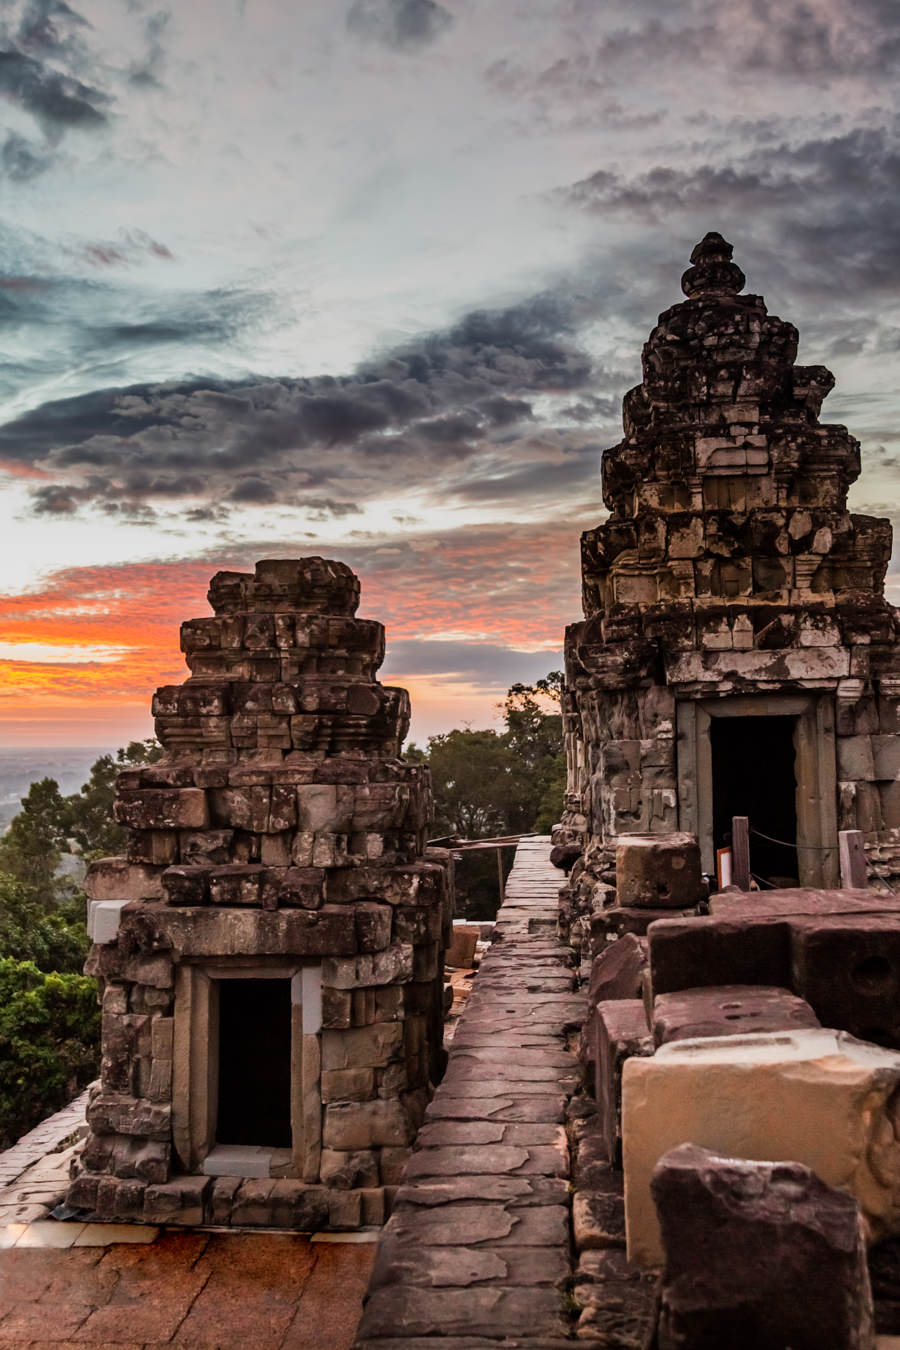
(791, 914, 900, 1048)
(322, 944, 414, 988)
(355, 901, 393, 952)
(616, 832, 703, 908)
(652, 1144, 875, 1350)
(143, 1175, 210, 1226)
(445, 923, 479, 968)
(208, 863, 265, 906)
(85, 858, 164, 902)
(323, 1098, 413, 1150)
(652, 984, 820, 1046)
(115, 788, 209, 831)
(648, 913, 792, 997)
(319, 1148, 380, 1188)
(623, 1029, 900, 1266)
(322, 1021, 404, 1072)
(87, 1092, 172, 1140)
(161, 864, 210, 905)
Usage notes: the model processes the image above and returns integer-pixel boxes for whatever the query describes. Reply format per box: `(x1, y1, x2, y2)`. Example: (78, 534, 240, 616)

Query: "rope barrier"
(749, 826, 834, 853)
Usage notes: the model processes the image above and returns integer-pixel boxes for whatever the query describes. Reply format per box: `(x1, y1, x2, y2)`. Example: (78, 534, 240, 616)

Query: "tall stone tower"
(68, 558, 452, 1231)
(561, 233, 900, 929)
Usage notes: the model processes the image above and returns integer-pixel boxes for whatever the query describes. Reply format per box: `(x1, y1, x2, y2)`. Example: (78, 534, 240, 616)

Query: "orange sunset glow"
(0, 518, 583, 747)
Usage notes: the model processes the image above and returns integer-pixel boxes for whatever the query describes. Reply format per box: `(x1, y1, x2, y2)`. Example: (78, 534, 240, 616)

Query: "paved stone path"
(0, 1230, 375, 1348)
(0, 1091, 91, 1224)
(354, 835, 584, 1348)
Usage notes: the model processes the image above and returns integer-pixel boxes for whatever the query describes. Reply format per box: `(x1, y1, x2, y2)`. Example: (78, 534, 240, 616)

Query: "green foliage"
(0, 738, 160, 1146)
(0, 958, 100, 1150)
(0, 777, 68, 889)
(66, 739, 164, 860)
(0, 873, 88, 975)
(414, 671, 565, 919)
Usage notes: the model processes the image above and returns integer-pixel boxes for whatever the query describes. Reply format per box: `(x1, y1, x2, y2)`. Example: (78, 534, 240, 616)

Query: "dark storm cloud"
(346, 0, 453, 50)
(381, 639, 564, 691)
(561, 124, 900, 302)
(0, 129, 55, 178)
(0, 47, 109, 126)
(0, 290, 600, 516)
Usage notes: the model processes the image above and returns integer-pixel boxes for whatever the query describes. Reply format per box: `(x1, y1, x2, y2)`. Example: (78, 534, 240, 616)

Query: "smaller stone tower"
(68, 558, 452, 1231)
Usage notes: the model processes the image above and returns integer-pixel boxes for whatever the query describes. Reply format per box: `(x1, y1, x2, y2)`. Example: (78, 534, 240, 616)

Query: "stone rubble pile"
(67, 557, 452, 1230)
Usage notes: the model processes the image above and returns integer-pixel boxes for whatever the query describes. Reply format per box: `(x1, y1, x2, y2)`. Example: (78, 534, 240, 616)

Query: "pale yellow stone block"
(622, 1029, 900, 1267)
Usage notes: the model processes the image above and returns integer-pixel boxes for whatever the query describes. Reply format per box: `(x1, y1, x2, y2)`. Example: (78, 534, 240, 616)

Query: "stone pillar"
(67, 558, 452, 1231)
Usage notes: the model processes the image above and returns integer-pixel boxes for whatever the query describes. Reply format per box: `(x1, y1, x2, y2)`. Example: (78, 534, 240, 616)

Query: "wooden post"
(497, 847, 505, 904)
(839, 829, 867, 889)
(732, 815, 751, 890)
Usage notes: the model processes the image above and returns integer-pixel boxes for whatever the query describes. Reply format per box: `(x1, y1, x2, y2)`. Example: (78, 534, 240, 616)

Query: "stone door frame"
(676, 692, 839, 887)
(172, 958, 322, 1181)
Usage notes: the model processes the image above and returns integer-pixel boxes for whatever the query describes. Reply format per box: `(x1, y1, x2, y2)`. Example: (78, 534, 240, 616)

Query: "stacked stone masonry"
(558, 232, 900, 950)
(67, 558, 452, 1230)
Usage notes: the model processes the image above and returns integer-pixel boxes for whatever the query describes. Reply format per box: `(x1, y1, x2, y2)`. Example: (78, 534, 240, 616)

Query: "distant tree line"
(408, 672, 565, 918)
(0, 741, 160, 1148)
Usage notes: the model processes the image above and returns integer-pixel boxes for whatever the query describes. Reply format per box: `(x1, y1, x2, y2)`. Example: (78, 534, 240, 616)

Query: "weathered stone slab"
(593, 999, 653, 1164)
(357, 1286, 567, 1340)
(652, 1143, 875, 1350)
(622, 1028, 900, 1266)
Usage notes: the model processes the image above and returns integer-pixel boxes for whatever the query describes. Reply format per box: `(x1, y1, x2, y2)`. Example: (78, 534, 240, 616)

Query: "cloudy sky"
(1, 0, 899, 747)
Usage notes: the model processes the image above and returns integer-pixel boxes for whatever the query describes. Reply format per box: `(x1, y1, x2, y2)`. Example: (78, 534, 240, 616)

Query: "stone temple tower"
(68, 558, 452, 1231)
(560, 233, 900, 920)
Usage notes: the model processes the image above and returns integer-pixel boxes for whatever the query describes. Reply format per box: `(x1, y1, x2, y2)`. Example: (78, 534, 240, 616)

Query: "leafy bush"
(0, 958, 100, 1150)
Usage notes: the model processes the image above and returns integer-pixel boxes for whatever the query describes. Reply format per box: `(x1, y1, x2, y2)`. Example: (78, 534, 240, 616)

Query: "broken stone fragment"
(652, 1143, 875, 1350)
(622, 1028, 900, 1267)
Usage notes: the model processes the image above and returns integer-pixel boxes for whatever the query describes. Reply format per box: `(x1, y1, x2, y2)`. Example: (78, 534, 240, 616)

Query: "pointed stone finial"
(681, 231, 746, 299)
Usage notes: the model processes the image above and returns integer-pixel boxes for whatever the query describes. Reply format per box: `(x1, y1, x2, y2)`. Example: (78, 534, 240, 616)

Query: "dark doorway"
(711, 715, 799, 886)
(217, 979, 292, 1148)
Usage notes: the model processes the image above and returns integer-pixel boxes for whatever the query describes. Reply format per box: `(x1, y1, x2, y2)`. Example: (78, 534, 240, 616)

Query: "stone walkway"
(0, 1092, 90, 1224)
(354, 835, 585, 1348)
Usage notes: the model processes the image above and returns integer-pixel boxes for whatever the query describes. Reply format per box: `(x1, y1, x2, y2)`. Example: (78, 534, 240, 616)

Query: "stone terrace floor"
(0, 1227, 374, 1349)
(353, 835, 585, 1349)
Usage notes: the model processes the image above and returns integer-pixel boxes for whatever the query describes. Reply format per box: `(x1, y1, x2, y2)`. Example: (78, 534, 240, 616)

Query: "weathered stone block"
(623, 1029, 900, 1266)
(323, 1098, 413, 1150)
(593, 999, 652, 1165)
(143, 1175, 210, 1225)
(791, 915, 900, 1048)
(616, 832, 703, 909)
(652, 1144, 875, 1350)
(648, 914, 792, 997)
(162, 864, 210, 905)
(85, 858, 164, 902)
(321, 1021, 404, 1071)
(652, 984, 820, 1046)
(322, 945, 414, 988)
(115, 788, 209, 831)
(319, 1148, 380, 1188)
(354, 901, 393, 952)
